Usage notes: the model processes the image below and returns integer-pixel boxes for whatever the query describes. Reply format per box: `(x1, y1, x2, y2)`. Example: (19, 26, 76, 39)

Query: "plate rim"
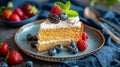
(14, 19, 105, 62)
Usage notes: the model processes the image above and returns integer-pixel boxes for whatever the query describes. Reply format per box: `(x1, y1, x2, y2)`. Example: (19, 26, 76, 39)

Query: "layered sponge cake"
(36, 1, 84, 52)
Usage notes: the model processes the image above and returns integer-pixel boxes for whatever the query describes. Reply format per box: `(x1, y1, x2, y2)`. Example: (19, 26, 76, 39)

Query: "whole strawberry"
(51, 6, 61, 16)
(23, 4, 39, 17)
(82, 32, 88, 41)
(0, 42, 8, 55)
(6, 50, 24, 65)
(1, 10, 12, 20)
(77, 40, 88, 51)
(13, 8, 28, 20)
(13, 8, 24, 17)
(9, 13, 21, 22)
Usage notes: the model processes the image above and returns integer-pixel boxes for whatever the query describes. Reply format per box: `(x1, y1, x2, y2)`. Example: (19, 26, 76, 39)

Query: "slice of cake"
(36, 1, 84, 52)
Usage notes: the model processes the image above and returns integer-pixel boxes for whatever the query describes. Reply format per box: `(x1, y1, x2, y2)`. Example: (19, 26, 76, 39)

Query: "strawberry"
(13, 8, 24, 17)
(20, 14, 28, 20)
(77, 40, 88, 51)
(6, 50, 24, 65)
(13, 8, 28, 20)
(82, 32, 88, 41)
(0, 42, 8, 55)
(51, 6, 61, 16)
(23, 4, 39, 17)
(1, 10, 12, 19)
(9, 13, 21, 22)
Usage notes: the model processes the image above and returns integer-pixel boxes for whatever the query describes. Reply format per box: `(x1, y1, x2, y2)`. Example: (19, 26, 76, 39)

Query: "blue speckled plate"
(15, 20, 105, 62)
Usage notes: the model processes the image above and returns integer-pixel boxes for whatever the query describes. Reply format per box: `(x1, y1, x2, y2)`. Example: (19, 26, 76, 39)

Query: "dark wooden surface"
(0, 0, 120, 67)
(0, 20, 59, 67)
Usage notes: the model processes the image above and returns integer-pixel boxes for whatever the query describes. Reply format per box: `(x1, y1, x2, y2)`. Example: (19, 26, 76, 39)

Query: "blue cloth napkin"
(1, 0, 120, 67)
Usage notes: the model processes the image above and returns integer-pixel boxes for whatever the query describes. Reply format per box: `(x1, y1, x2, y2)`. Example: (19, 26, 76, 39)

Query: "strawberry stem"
(0, 42, 2, 47)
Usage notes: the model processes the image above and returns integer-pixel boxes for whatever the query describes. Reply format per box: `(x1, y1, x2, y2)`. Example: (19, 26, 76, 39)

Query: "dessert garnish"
(82, 32, 88, 41)
(55, 44, 64, 53)
(48, 13, 60, 24)
(48, 1, 79, 24)
(77, 40, 88, 51)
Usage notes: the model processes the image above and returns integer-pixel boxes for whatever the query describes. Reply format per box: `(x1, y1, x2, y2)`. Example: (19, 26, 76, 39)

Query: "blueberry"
(25, 61, 33, 67)
(48, 48, 57, 56)
(26, 34, 33, 41)
(0, 62, 8, 67)
(60, 13, 68, 21)
(67, 46, 73, 52)
(32, 36, 38, 41)
(31, 41, 37, 48)
(70, 42, 77, 48)
(55, 44, 64, 53)
(71, 48, 79, 54)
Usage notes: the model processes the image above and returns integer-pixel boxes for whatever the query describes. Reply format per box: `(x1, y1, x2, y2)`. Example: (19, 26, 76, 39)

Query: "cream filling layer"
(38, 38, 71, 44)
(40, 16, 81, 29)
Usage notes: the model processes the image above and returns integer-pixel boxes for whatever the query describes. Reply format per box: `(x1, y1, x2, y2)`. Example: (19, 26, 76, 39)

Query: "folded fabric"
(60, 46, 120, 67)
(2, 0, 120, 67)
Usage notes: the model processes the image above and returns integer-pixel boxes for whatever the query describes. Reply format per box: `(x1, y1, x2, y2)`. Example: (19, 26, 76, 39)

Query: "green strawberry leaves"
(55, 1, 78, 17)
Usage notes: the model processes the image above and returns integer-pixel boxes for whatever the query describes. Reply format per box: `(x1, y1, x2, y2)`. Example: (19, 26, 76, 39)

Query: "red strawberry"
(9, 13, 21, 22)
(23, 4, 39, 17)
(82, 32, 88, 41)
(0, 42, 8, 55)
(1, 10, 12, 19)
(51, 6, 61, 16)
(23, 4, 31, 13)
(6, 50, 24, 65)
(20, 14, 28, 20)
(13, 8, 24, 17)
(77, 40, 88, 51)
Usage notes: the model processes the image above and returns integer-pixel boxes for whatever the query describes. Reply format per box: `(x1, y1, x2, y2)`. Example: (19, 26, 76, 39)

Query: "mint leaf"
(55, 1, 71, 14)
(65, 1, 70, 10)
(67, 10, 78, 17)
(55, 1, 66, 10)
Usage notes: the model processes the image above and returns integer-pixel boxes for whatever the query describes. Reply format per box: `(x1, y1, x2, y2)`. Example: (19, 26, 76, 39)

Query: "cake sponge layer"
(36, 23, 84, 52)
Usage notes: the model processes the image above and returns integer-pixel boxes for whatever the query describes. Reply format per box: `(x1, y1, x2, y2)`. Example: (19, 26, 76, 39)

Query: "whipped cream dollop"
(40, 16, 81, 29)
(67, 16, 80, 27)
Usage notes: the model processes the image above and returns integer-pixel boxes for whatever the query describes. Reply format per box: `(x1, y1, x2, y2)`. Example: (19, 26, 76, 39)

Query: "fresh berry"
(9, 13, 21, 22)
(23, 4, 39, 17)
(1, 10, 12, 19)
(23, 4, 31, 12)
(60, 13, 68, 21)
(67, 46, 73, 52)
(20, 14, 28, 20)
(71, 48, 79, 54)
(31, 41, 36, 48)
(0, 62, 8, 67)
(48, 13, 60, 24)
(25, 61, 33, 67)
(6, 50, 24, 65)
(82, 32, 88, 41)
(32, 36, 38, 41)
(13, 8, 24, 17)
(48, 48, 57, 56)
(77, 40, 88, 51)
(55, 44, 64, 53)
(51, 6, 61, 15)
(70, 42, 77, 48)
(0, 42, 8, 55)
(26, 34, 33, 41)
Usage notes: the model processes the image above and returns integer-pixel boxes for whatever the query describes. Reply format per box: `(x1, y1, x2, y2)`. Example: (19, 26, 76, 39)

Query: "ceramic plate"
(15, 20, 105, 62)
